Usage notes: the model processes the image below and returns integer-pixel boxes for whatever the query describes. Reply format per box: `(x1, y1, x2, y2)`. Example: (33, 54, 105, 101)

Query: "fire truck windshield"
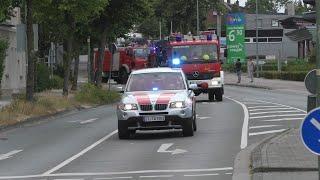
(134, 48, 149, 58)
(172, 44, 217, 63)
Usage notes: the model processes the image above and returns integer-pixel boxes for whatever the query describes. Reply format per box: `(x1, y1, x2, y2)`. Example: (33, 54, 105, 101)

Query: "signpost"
(301, 108, 320, 156)
(226, 13, 246, 64)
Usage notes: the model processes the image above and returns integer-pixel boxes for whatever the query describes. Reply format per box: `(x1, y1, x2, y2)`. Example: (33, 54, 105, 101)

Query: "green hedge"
(36, 64, 64, 92)
(258, 71, 308, 81)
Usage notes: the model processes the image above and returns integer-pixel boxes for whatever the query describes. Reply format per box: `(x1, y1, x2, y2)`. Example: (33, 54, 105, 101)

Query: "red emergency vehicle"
(93, 46, 149, 84)
(167, 32, 224, 101)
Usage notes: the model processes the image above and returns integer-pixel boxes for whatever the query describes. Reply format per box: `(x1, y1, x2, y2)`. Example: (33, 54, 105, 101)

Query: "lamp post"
(87, 36, 91, 83)
(255, 0, 259, 77)
(197, 0, 199, 35)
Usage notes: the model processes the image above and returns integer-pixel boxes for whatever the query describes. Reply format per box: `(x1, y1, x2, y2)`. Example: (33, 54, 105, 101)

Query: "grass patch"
(75, 83, 120, 105)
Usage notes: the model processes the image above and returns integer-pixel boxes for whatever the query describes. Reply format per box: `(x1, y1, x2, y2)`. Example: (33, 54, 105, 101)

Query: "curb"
(232, 129, 291, 180)
(0, 104, 103, 132)
(225, 83, 272, 90)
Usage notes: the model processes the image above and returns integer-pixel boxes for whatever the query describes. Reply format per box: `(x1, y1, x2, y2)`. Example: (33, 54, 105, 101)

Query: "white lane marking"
(0, 149, 23, 161)
(311, 118, 320, 131)
(263, 118, 303, 122)
(157, 143, 187, 155)
(0, 167, 234, 179)
(140, 175, 173, 178)
(249, 129, 287, 136)
(250, 110, 302, 115)
(251, 99, 307, 113)
(95, 177, 133, 180)
(249, 125, 282, 129)
(54, 179, 84, 180)
(225, 172, 233, 175)
(42, 130, 118, 175)
(248, 105, 285, 109)
(80, 118, 98, 124)
(250, 114, 306, 119)
(249, 107, 293, 112)
(225, 97, 249, 149)
(198, 117, 211, 120)
(184, 173, 219, 177)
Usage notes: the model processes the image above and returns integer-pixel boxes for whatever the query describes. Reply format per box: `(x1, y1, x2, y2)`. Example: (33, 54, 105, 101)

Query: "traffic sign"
(305, 69, 316, 95)
(301, 108, 320, 155)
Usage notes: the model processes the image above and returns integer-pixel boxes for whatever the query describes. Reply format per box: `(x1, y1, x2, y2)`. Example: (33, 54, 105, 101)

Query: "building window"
(258, 38, 268, 42)
(271, 19, 279, 27)
(268, 38, 282, 42)
(245, 38, 250, 42)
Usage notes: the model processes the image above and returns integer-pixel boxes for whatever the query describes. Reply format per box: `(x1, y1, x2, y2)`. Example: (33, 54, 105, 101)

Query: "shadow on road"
(130, 130, 183, 140)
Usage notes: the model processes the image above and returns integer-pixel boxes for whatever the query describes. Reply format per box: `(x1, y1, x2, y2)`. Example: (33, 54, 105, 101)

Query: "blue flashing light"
(176, 36, 182, 42)
(152, 87, 159, 91)
(207, 34, 212, 41)
(172, 58, 181, 65)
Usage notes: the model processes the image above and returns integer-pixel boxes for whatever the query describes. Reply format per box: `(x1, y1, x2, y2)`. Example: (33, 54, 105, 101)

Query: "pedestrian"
(235, 59, 242, 83)
(247, 58, 255, 83)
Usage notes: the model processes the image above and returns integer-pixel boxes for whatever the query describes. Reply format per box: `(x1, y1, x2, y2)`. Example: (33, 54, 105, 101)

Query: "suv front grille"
(140, 104, 153, 111)
(155, 104, 167, 111)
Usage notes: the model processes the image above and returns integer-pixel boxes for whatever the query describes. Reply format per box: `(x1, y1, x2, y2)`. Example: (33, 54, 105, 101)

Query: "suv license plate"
(143, 116, 165, 122)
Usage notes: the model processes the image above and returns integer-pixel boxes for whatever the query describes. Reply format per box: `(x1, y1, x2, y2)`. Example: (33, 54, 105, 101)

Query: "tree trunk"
(89, 47, 95, 83)
(26, 0, 34, 101)
(96, 29, 107, 87)
(63, 13, 75, 96)
(71, 52, 80, 91)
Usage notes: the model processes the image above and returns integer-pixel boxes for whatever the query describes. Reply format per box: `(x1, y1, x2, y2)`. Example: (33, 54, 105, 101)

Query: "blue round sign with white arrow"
(301, 108, 320, 155)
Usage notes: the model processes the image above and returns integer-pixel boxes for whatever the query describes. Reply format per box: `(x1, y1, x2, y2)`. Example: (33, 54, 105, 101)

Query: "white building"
(0, 8, 26, 96)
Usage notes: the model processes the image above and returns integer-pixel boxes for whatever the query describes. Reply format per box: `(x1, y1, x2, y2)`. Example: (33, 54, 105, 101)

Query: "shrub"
(49, 75, 63, 89)
(258, 71, 308, 82)
(75, 83, 120, 105)
(35, 63, 51, 92)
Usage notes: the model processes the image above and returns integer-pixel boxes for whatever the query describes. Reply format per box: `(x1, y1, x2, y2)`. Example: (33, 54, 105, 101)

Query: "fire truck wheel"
(208, 91, 215, 102)
(215, 90, 223, 102)
(119, 68, 129, 84)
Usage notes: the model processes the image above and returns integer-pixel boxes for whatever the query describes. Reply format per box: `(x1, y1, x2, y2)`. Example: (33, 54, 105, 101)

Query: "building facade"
(0, 8, 26, 96)
(244, 14, 298, 60)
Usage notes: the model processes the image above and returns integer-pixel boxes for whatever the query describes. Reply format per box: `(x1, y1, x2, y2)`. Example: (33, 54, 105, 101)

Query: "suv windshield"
(172, 44, 217, 63)
(126, 72, 186, 91)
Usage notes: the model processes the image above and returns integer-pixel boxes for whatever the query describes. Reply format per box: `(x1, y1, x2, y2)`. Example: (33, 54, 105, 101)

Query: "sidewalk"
(233, 129, 318, 180)
(224, 72, 307, 93)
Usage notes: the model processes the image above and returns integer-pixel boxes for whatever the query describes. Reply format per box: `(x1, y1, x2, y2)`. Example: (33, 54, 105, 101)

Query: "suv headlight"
(169, 101, 186, 108)
(119, 103, 138, 111)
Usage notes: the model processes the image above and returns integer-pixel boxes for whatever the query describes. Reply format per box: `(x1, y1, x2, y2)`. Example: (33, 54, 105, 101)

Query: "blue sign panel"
(301, 108, 320, 155)
(226, 13, 245, 26)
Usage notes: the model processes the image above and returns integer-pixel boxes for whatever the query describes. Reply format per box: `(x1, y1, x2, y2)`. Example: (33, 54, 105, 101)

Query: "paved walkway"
(224, 72, 307, 93)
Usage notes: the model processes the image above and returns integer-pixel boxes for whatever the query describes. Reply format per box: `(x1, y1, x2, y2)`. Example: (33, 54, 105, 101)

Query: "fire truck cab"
(167, 32, 224, 102)
(94, 46, 149, 84)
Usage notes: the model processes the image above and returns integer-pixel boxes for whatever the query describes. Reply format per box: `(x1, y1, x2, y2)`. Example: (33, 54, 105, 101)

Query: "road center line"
(184, 173, 219, 177)
(225, 97, 249, 149)
(80, 118, 98, 124)
(42, 130, 118, 175)
(140, 175, 173, 178)
(249, 129, 287, 136)
(249, 107, 293, 112)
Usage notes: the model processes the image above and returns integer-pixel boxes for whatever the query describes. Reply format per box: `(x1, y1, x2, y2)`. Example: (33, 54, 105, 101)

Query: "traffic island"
(233, 129, 318, 180)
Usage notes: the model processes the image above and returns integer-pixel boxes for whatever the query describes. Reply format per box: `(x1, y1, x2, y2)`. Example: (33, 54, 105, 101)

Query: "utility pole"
(255, 0, 259, 77)
(196, 0, 199, 35)
(159, 20, 162, 40)
(170, 21, 173, 34)
(315, 2, 320, 179)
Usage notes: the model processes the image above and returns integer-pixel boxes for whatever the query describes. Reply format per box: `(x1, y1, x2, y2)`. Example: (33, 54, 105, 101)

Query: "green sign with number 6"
(226, 13, 245, 63)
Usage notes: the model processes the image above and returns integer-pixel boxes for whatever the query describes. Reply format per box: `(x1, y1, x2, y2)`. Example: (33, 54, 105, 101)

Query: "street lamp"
(87, 36, 91, 83)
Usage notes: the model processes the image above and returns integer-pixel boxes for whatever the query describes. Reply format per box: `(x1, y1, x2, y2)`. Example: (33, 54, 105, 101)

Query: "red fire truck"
(167, 32, 224, 101)
(93, 46, 149, 84)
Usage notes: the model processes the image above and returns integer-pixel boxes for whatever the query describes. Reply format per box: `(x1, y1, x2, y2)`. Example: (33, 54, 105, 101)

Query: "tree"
(26, 0, 35, 101)
(34, 0, 108, 96)
(245, 0, 290, 14)
(295, 0, 310, 15)
(92, 0, 151, 87)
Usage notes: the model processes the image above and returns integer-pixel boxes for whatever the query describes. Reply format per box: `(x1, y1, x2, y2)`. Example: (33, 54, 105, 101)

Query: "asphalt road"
(0, 85, 307, 180)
